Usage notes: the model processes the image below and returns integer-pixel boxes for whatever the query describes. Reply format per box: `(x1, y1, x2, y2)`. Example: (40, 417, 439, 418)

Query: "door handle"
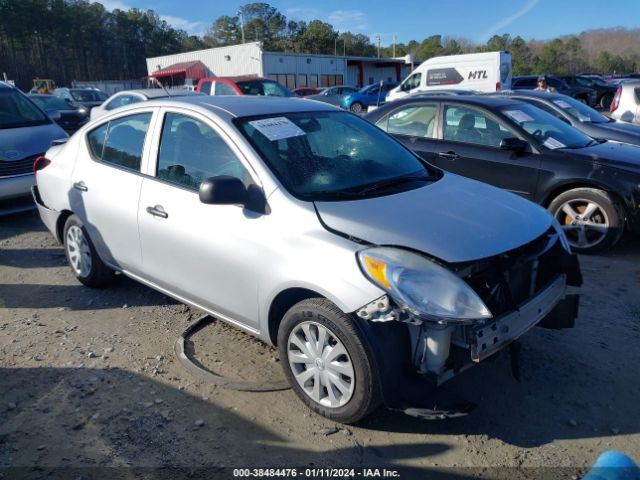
(146, 205, 168, 219)
(438, 151, 460, 160)
(73, 181, 88, 192)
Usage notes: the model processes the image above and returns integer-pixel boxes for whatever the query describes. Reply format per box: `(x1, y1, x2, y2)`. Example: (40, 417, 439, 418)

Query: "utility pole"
(334, 38, 337, 56)
(238, 9, 245, 44)
(393, 34, 396, 57)
(376, 34, 381, 58)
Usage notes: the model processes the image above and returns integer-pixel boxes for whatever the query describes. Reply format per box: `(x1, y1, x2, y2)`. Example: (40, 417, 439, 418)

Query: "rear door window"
(378, 104, 438, 138)
(155, 112, 248, 190)
(86, 112, 152, 171)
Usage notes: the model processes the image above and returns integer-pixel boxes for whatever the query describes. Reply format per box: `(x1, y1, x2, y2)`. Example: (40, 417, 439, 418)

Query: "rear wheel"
(349, 102, 364, 114)
(63, 215, 115, 287)
(549, 188, 623, 254)
(277, 298, 381, 423)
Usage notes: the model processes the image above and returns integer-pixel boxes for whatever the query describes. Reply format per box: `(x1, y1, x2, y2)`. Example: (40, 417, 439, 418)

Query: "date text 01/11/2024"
(232, 468, 401, 477)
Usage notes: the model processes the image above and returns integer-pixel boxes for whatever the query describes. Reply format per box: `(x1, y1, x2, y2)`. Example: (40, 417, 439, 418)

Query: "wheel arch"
(540, 181, 627, 216)
(55, 209, 74, 243)
(267, 287, 324, 346)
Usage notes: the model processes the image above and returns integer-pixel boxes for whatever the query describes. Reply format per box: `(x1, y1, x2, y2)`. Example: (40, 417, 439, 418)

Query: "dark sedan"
(29, 94, 88, 133)
(560, 75, 617, 109)
(489, 90, 640, 147)
(512, 75, 597, 106)
(364, 95, 640, 253)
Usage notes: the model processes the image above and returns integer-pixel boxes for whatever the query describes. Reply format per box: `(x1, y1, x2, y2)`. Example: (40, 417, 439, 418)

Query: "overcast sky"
(99, 0, 640, 45)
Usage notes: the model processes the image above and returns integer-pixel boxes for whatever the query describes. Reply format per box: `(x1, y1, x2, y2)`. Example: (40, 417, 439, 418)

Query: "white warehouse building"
(146, 42, 412, 90)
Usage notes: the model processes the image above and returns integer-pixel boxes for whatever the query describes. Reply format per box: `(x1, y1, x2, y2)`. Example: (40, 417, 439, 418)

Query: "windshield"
(70, 90, 104, 102)
(500, 103, 593, 149)
(32, 96, 71, 111)
(236, 80, 292, 97)
(0, 90, 49, 129)
(236, 111, 434, 200)
(550, 95, 609, 123)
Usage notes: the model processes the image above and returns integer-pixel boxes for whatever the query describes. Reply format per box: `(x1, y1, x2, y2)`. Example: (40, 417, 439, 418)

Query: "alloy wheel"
(555, 198, 610, 250)
(66, 225, 92, 277)
(287, 321, 355, 408)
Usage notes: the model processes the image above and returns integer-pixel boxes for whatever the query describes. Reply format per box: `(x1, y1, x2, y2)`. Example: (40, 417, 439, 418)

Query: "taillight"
(496, 82, 501, 91)
(33, 156, 51, 174)
(610, 87, 621, 112)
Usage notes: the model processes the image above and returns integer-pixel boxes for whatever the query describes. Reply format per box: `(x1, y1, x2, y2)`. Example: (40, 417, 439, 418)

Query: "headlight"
(552, 218, 572, 253)
(357, 247, 492, 323)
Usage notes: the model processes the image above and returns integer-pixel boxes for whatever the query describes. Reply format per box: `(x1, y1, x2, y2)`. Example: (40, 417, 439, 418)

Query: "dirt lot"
(1, 211, 640, 479)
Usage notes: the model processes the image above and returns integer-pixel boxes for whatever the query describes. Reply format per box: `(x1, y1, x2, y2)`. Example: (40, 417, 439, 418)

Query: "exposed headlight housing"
(357, 247, 492, 324)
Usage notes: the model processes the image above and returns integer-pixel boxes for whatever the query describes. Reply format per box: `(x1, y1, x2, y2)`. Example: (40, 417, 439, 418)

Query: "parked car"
(340, 81, 399, 113)
(196, 76, 292, 97)
(387, 51, 512, 102)
(305, 85, 358, 106)
(609, 80, 640, 124)
(490, 90, 640, 147)
(364, 95, 640, 253)
(90, 89, 202, 120)
(53, 87, 108, 112)
(410, 89, 478, 97)
(33, 95, 580, 423)
(292, 87, 321, 97)
(29, 94, 89, 133)
(512, 75, 597, 106)
(0, 81, 67, 214)
(560, 75, 617, 109)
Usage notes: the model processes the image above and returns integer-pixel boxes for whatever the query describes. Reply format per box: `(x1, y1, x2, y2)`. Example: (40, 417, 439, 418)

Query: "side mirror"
(500, 137, 528, 152)
(199, 176, 247, 205)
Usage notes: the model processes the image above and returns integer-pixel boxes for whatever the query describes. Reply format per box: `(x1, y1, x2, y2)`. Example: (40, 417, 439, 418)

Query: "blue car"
(340, 81, 399, 114)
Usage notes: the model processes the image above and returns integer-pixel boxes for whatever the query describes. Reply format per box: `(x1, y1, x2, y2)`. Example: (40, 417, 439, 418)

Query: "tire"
(349, 102, 364, 114)
(600, 92, 614, 110)
(277, 298, 381, 424)
(63, 215, 115, 287)
(548, 188, 623, 254)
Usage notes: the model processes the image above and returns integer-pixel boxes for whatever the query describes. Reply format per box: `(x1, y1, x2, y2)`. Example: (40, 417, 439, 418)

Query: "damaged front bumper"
(355, 229, 582, 419)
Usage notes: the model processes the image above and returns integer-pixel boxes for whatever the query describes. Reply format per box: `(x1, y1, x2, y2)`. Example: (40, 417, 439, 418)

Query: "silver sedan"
(33, 95, 581, 423)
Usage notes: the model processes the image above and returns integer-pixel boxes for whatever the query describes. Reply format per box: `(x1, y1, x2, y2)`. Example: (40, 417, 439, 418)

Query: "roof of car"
(488, 90, 565, 101)
(384, 94, 520, 108)
(111, 89, 200, 99)
(0, 81, 15, 90)
(141, 95, 338, 118)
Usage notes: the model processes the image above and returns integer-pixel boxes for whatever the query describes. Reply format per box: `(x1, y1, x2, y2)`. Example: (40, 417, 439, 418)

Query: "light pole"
(376, 34, 381, 58)
(238, 9, 245, 44)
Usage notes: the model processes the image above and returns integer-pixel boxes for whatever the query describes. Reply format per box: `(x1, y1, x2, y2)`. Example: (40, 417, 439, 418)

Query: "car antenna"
(153, 77, 171, 97)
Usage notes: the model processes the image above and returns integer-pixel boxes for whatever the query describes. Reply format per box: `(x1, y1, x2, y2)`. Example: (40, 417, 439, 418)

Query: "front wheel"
(349, 102, 364, 114)
(277, 298, 381, 423)
(63, 215, 115, 287)
(549, 188, 623, 254)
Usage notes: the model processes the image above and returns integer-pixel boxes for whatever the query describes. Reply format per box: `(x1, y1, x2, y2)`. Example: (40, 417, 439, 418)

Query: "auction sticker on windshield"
(543, 137, 566, 149)
(248, 117, 306, 141)
(553, 100, 573, 109)
(504, 110, 534, 123)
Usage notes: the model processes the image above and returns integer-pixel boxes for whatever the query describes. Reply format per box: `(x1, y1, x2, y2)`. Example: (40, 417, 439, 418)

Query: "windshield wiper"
(357, 174, 436, 194)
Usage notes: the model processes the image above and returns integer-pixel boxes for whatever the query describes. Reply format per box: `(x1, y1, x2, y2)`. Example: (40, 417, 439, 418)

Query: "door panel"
(436, 104, 541, 198)
(70, 111, 154, 273)
(137, 111, 263, 328)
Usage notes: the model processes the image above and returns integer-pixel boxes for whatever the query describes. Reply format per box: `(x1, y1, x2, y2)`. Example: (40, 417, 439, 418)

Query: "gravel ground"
(1, 211, 639, 479)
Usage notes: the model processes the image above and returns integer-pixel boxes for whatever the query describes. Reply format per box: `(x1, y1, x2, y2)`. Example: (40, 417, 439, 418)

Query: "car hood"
(314, 173, 553, 264)
(599, 120, 640, 136)
(0, 123, 68, 160)
(571, 141, 640, 173)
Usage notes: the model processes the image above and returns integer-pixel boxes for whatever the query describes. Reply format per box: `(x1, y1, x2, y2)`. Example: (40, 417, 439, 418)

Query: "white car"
(610, 80, 640, 124)
(32, 95, 581, 423)
(90, 89, 201, 120)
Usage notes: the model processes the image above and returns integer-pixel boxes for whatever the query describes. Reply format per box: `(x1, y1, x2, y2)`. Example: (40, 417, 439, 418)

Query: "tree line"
(1, 0, 639, 91)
